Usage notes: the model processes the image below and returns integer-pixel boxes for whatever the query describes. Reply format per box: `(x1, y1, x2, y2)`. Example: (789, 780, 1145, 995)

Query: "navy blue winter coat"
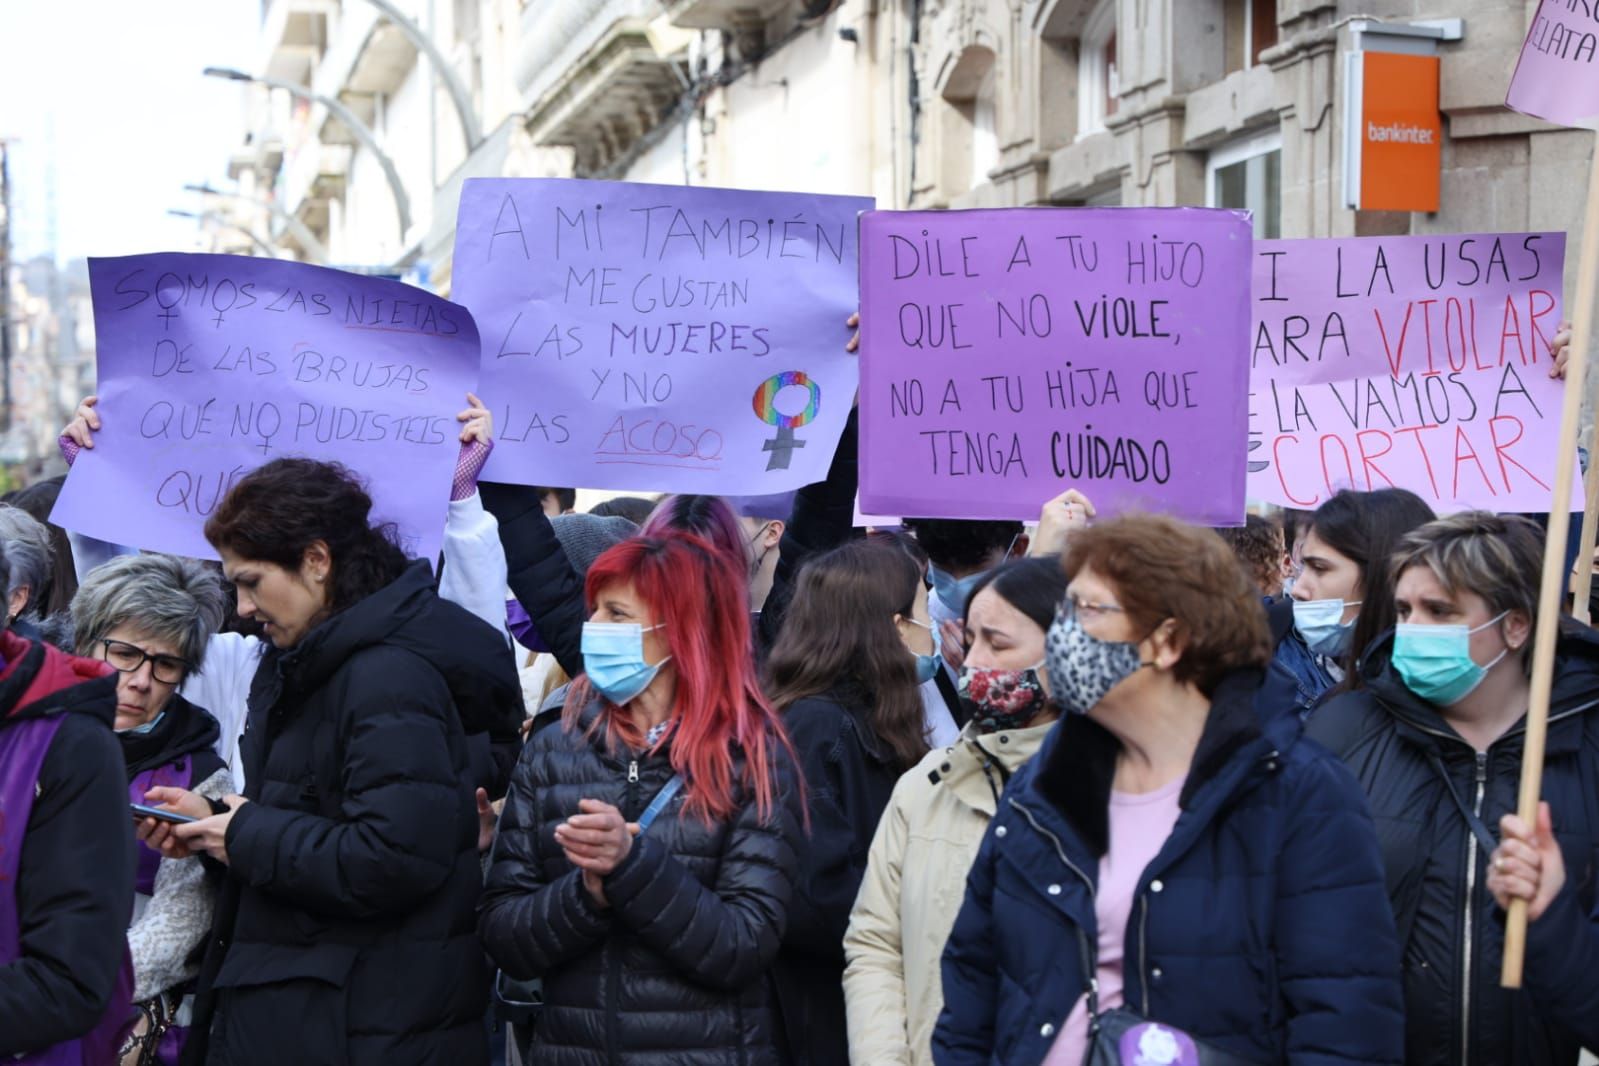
(1265, 597, 1338, 716)
(933, 669, 1404, 1066)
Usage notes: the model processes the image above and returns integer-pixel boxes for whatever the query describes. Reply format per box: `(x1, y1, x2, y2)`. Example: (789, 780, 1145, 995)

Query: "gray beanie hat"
(551, 513, 638, 579)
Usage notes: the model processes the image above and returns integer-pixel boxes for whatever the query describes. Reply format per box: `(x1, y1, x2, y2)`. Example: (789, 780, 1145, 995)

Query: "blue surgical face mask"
(927, 535, 1021, 619)
(582, 622, 671, 706)
(116, 712, 166, 736)
(1392, 612, 1510, 707)
(905, 618, 942, 684)
(1292, 598, 1362, 658)
(929, 567, 985, 622)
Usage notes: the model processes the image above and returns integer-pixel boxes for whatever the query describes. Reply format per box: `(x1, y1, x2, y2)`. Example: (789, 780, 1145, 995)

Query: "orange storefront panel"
(1359, 51, 1442, 213)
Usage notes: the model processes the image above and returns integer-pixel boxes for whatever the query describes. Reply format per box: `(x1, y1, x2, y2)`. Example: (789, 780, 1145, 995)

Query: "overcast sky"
(0, 0, 259, 264)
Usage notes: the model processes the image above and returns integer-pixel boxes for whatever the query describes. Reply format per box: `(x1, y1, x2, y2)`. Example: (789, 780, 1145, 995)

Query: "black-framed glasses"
(100, 639, 190, 685)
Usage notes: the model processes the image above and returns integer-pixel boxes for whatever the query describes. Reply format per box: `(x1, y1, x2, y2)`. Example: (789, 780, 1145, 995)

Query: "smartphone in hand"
(131, 803, 198, 825)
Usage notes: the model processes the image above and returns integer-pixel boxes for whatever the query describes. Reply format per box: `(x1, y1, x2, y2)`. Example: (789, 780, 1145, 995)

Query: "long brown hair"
(764, 537, 930, 773)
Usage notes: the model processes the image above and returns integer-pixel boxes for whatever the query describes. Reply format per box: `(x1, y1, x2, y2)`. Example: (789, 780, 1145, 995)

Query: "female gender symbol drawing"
(752, 371, 821, 471)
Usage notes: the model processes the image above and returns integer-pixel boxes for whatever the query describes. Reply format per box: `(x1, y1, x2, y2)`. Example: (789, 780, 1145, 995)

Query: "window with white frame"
(940, 45, 999, 196)
(1077, 0, 1117, 138)
(1224, 0, 1280, 74)
(971, 65, 999, 189)
(1207, 130, 1281, 238)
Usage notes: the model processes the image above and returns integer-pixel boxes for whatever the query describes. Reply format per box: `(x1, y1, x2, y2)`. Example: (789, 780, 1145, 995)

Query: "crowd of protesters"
(2, 320, 1599, 1066)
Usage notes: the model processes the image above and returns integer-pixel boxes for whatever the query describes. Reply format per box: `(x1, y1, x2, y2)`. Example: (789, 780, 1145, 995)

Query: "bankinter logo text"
(1367, 121, 1436, 145)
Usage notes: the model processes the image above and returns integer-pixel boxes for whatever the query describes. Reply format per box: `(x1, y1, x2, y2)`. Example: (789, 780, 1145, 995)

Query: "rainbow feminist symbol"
(752, 371, 821, 471)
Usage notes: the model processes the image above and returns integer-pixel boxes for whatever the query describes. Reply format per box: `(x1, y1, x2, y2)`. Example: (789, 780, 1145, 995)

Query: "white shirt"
(920, 678, 961, 749)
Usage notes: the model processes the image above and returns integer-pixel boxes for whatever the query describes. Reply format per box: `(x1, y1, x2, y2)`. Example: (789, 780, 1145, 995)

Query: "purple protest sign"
(1246, 234, 1573, 513)
(857, 207, 1253, 523)
(53, 254, 480, 561)
(1507, 0, 1599, 129)
(453, 178, 871, 494)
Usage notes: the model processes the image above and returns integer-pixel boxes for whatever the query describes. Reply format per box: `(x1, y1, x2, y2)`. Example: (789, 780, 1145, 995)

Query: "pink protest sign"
(1246, 234, 1575, 513)
(53, 254, 481, 561)
(857, 207, 1253, 523)
(453, 178, 871, 495)
(1507, 0, 1599, 128)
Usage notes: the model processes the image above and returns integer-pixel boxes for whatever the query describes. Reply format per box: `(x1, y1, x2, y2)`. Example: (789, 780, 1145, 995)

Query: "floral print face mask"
(957, 663, 1050, 732)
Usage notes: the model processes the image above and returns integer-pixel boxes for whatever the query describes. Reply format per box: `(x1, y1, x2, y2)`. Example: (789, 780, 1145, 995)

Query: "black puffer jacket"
(773, 688, 900, 1066)
(184, 561, 511, 1066)
(1308, 623, 1599, 1066)
(479, 701, 803, 1066)
(755, 408, 859, 659)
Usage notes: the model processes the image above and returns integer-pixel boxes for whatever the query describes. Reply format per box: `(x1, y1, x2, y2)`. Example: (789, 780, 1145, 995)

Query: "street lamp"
(359, 0, 482, 152)
(184, 182, 329, 264)
(167, 209, 277, 258)
(202, 66, 412, 244)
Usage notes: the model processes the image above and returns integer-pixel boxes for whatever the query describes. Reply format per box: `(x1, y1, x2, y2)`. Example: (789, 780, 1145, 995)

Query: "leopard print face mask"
(1045, 604, 1148, 716)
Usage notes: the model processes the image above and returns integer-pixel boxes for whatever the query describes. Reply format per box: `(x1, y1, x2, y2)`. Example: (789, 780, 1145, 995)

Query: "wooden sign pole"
(1502, 131, 1599, 989)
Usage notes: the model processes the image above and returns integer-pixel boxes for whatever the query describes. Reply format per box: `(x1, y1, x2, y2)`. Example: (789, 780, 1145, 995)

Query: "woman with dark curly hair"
(136, 458, 520, 1066)
(57, 392, 521, 794)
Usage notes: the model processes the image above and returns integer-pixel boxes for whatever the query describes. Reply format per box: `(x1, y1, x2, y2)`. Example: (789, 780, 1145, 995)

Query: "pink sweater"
(1043, 774, 1186, 1065)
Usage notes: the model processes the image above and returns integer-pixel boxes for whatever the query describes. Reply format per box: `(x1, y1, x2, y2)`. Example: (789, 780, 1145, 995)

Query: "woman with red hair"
(479, 530, 804, 1065)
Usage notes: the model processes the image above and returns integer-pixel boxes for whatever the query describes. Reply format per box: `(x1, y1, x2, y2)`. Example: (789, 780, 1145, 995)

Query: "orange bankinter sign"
(1355, 51, 1442, 213)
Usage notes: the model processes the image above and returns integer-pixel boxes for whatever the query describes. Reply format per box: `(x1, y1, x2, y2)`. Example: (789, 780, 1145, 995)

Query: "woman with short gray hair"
(0, 503, 59, 635)
(73, 553, 234, 1065)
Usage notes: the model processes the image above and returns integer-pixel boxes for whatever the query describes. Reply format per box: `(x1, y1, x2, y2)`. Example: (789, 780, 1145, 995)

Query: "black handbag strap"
(1075, 922, 1103, 1031)
(1426, 752, 1499, 855)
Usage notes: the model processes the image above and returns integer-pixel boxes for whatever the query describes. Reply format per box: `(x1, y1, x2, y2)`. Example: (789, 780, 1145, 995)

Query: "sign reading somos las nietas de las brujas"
(52, 253, 481, 562)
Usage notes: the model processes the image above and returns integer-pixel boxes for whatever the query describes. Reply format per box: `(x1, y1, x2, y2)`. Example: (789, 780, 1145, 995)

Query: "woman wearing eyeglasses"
(934, 514, 1403, 1066)
(71, 554, 231, 1065)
